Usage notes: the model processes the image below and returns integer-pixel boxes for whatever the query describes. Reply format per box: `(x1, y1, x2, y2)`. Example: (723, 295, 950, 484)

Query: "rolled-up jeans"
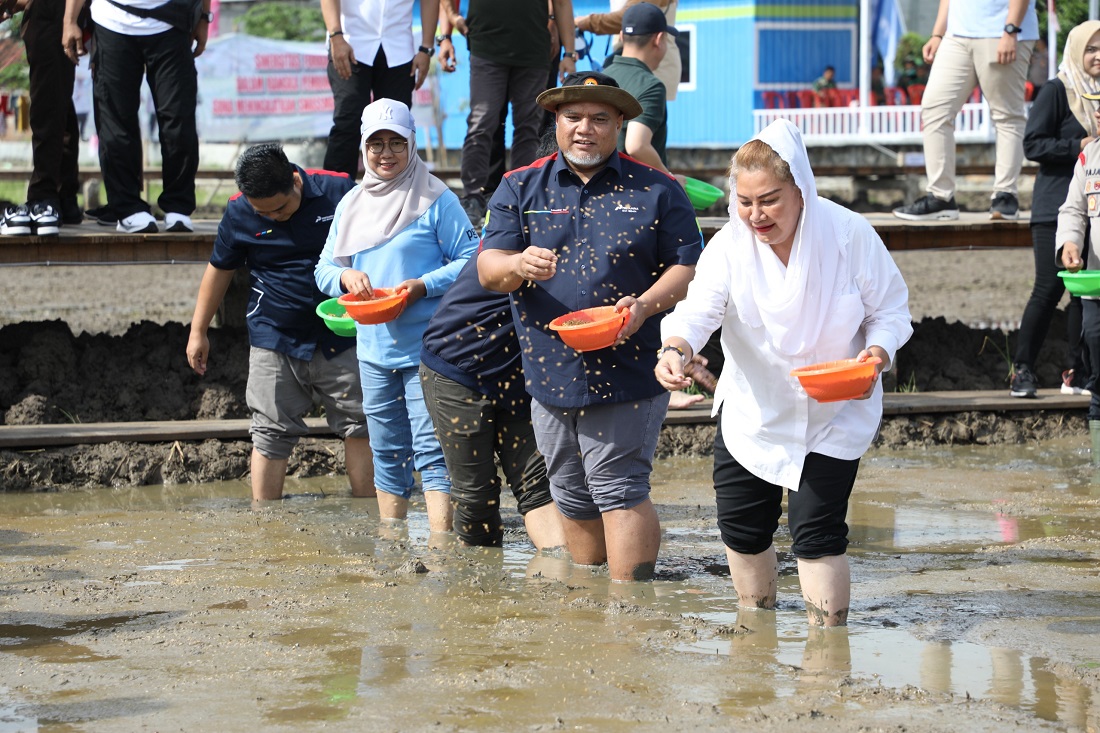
(359, 361, 450, 499)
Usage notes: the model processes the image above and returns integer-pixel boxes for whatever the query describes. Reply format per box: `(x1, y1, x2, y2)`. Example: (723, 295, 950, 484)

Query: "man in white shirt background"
(321, 0, 438, 179)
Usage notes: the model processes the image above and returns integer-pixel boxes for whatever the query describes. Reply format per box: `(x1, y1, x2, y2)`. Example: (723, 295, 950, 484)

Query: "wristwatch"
(1003, 23, 1022, 34)
(417, 45, 433, 56)
(657, 345, 685, 361)
(563, 51, 578, 60)
(200, 11, 213, 22)
(435, 34, 451, 45)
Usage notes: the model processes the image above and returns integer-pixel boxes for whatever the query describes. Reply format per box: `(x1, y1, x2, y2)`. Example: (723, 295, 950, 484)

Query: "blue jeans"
(359, 361, 450, 499)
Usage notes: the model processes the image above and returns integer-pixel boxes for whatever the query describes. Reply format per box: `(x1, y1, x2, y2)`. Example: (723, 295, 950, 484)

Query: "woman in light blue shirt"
(316, 99, 478, 529)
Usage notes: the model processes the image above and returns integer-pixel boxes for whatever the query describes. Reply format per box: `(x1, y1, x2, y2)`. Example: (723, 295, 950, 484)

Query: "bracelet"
(657, 344, 685, 361)
(418, 45, 433, 56)
(328, 30, 343, 38)
(548, 13, 555, 19)
(931, 33, 943, 39)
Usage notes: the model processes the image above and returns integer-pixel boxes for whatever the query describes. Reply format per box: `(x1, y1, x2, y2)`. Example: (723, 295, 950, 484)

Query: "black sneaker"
(460, 194, 487, 228)
(990, 192, 1019, 221)
(29, 202, 60, 236)
(893, 194, 960, 221)
(60, 197, 83, 225)
(1009, 362, 1038, 398)
(1, 204, 32, 235)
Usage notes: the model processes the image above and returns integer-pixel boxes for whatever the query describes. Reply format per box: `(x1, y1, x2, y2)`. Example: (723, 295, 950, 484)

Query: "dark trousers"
(22, 0, 79, 206)
(1082, 300, 1100, 420)
(713, 420, 859, 559)
(323, 47, 413, 179)
(460, 55, 546, 198)
(1015, 222, 1086, 373)
(420, 366, 553, 547)
(91, 24, 198, 219)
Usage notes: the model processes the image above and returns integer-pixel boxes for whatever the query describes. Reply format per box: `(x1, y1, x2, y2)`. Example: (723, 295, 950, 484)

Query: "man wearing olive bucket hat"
(477, 71, 702, 581)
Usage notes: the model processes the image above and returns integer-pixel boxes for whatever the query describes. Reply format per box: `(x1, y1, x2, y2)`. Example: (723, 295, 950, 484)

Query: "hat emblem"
(378, 104, 394, 121)
(583, 77, 599, 86)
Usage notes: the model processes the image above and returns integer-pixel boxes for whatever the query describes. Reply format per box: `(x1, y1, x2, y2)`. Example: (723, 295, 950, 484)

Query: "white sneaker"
(164, 212, 194, 233)
(117, 211, 158, 234)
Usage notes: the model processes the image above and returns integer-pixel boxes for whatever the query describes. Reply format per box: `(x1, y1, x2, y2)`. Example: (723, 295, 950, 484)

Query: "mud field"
(0, 247, 1090, 490)
(1, 250, 1099, 731)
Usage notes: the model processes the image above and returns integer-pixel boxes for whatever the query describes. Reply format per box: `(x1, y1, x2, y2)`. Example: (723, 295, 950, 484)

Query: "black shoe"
(1010, 363, 1038, 398)
(990, 192, 1019, 221)
(60, 197, 83, 225)
(460, 194, 487, 228)
(893, 194, 960, 221)
(29, 201, 60, 236)
(1, 204, 32, 235)
(86, 204, 118, 226)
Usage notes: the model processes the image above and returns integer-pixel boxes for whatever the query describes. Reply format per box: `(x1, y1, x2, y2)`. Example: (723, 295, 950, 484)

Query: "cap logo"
(583, 77, 599, 86)
(377, 104, 394, 121)
(624, 25, 634, 33)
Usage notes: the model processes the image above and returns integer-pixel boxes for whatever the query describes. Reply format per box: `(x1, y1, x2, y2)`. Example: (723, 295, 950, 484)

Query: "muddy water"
(1, 441, 1099, 732)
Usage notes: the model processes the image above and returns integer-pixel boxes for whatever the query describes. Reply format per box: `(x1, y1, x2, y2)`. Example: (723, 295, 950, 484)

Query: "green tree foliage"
(239, 1, 325, 42)
(1039, 0, 1088, 59)
(0, 13, 28, 90)
(894, 32, 926, 72)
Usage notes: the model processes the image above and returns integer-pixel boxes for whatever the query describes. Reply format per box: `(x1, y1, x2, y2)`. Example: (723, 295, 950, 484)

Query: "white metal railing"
(753, 102, 995, 146)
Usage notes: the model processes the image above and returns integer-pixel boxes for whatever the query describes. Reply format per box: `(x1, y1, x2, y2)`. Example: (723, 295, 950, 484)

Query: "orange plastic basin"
(789, 357, 881, 403)
(337, 287, 408, 325)
(548, 306, 630, 352)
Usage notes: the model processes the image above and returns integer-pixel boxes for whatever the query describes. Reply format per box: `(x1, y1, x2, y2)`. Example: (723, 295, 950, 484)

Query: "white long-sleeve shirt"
(337, 0, 416, 69)
(661, 212, 912, 489)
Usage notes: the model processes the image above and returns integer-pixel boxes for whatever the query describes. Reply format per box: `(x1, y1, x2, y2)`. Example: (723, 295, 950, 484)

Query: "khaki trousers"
(920, 35, 1034, 200)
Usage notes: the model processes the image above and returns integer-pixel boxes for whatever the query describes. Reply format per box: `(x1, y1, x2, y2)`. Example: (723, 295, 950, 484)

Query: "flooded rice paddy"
(1, 439, 1099, 732)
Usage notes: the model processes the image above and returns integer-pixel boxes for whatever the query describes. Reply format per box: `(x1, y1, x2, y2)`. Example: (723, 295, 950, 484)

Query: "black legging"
(1014, 221, 1085, 373)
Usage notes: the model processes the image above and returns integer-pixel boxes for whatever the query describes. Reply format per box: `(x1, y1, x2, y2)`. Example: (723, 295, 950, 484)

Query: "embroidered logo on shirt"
(315, 214, 334, 223)
(523, 208, 571, 215)
(615, 202, 640, 214)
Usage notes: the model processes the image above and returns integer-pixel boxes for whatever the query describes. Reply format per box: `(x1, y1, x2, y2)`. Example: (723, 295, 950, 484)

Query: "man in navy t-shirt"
(186, 143, 373, 502)
(478, 72, 701, 581)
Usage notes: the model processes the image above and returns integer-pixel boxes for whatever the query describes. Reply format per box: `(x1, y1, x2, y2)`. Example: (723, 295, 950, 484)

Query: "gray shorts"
(531, 393, 670, 521)
(246, 346, 369, 459)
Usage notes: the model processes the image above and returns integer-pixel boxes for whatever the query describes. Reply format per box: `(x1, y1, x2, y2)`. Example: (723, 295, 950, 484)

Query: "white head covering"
(331, 99, 448, 263)
(727, 119, 846, 358)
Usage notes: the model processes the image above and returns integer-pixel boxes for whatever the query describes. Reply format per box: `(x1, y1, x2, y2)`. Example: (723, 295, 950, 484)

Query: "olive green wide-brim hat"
(536, 71, 643, 120)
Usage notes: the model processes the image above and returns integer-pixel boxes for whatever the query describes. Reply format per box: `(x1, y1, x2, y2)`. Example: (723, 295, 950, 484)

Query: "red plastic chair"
(794, 89, 818, 108)
(905, 84, 925, 105)
(762, 91, 785, 109)
(884, 86, 909, 105)
(1024, 81, 1035, 101)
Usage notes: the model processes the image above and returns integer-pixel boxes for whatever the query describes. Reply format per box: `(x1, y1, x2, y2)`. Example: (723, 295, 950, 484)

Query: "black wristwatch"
(435, 34, 451, 45)
(1003, 23, 1022, 35)
(563, 51, 578, 60)
(200, 11, 213, 22)
(417, 45, 433, 56)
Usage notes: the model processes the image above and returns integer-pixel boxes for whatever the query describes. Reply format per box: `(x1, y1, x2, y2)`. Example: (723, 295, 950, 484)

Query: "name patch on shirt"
(315, 214, 334, 223)
(614, 202, 640, 214)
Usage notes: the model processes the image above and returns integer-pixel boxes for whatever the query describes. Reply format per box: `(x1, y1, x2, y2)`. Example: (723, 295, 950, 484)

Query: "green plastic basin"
(683, 177, 724, 210)
(316, 297, 358, 337)
(1058, 270, 1100, 297)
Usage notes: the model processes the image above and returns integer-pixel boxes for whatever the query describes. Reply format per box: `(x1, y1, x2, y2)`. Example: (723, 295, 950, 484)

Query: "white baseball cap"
(360, 98, 416, 140)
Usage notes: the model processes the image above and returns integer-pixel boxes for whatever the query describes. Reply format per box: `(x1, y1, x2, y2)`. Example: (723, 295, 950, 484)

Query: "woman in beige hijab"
(1011, 20, 1100, 399)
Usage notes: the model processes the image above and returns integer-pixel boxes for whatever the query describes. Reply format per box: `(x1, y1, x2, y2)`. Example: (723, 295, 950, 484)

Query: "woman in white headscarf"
(655, 119, 912, 627)
(1011, 20, 1100, 399)
(316, 98, 478, 531)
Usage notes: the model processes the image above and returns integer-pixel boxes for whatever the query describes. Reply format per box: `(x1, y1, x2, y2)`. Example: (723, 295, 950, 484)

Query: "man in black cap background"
(600, 1, 676, 175)
(476, 71, 702, 582)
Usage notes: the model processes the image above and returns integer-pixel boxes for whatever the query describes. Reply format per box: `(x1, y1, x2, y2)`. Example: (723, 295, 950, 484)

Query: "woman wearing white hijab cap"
(316, 98, 479, 530)
(656, 119, 912, 627)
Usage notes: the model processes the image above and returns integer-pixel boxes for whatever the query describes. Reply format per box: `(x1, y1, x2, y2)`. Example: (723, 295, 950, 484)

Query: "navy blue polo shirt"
(210, 165, 356, 361)
(420, 256, 527, 405)
(481, 151, 702, 408)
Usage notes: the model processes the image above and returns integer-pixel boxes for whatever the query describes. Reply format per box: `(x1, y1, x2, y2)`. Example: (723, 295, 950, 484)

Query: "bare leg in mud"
(250, 450, 288, 501)
(522, 503, 567, 551)
(344, 437, 375, 498)
(798, 554, 850, 627)
(561, 500, 661, 581)
(725, 544, 778, 609)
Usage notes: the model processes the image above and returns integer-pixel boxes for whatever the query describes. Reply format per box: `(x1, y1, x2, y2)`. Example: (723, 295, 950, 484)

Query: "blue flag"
(873, 0, 906, 87)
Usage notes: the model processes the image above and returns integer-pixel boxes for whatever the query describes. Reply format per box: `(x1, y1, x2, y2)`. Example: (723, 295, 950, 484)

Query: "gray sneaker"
(460, 194, 487, 229)
(1010, 362, 1038, 398)
(990, 192, 1019, 221)
(893, 194, 960, 221)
